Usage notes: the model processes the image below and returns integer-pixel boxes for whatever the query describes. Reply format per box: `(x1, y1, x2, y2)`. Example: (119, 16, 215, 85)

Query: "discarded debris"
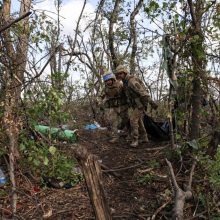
(34, 125, 77, 142)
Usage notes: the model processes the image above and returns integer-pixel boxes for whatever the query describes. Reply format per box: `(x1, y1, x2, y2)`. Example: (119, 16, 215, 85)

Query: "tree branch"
(0, 11, 31, 33)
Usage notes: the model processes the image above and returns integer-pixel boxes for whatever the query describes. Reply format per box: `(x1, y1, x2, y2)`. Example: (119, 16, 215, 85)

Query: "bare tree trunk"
(190, 77, 201, 139)
(187, 0, 206, 140)
(1, 0, 31, 216)
(108, 0, 121, 69)
(129, 0, 143, 74)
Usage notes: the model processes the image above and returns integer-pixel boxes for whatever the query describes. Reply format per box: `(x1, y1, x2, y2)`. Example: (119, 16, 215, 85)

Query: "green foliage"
(0, 147, 6, 157)
(208, 147, 220, 188)
(198, 146, 220, 190)
(146, 159, 160, 169)
(165, 146, 182, 161)
(187, 139, 199, 150)
(137, 173, 155, 185)
(190, 34, 206, 60)
(29, 12, 53, 46)
(197, 192, 220, 219)
(137, 160, 160, 185)
(210, 216, 220, 220)
(0, 189, 7, 197)
(19, 136, 82, 186)
(20, 73, 80, 185)
(144, 0, 178, 19)
(25, 73, 69, 126)
(145, 1, 160, 15)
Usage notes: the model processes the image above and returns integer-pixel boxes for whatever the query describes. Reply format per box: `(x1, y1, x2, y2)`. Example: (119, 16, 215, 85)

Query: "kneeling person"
(100, 72, 128, 143)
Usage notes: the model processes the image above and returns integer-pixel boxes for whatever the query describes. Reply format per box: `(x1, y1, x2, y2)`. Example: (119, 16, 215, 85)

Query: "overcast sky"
(12, 0, 98, 36)
(10, 0, 100, 82)
(36, 0, 97, 35)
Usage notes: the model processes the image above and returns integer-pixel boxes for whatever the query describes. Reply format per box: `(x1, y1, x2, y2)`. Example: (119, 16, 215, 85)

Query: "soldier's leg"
(119, 107, 130, 131)
(129, 108, 140, 147)
(138, 112, 149, 143)
(108, 108, 119, 143)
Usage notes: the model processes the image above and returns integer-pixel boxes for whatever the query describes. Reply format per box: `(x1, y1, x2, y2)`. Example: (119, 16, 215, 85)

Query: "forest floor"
(18, 129, 175, 220)
(0, 110, 208, 220)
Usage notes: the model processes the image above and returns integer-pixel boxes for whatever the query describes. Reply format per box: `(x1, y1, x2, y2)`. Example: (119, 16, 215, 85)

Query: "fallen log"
(166, 158, 196, 220)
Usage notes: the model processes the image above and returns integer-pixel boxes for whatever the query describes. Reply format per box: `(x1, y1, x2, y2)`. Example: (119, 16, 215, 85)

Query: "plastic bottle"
(0, 168, 6, 186)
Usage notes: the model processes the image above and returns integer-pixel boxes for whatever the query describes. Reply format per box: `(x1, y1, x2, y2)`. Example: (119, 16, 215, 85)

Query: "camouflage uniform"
(101, 80, 128, 143)
(116, 66, 157, 147)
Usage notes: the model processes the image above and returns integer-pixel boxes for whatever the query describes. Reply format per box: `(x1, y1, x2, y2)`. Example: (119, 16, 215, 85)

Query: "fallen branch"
(166, 158, 196, 220)
(151, 198, 171, 220)
(102, 161, 144, 173)
(100, 163, 121, 178)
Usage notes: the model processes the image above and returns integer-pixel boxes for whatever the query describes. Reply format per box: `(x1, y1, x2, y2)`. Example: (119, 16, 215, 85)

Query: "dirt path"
(2, 129, 173, 220)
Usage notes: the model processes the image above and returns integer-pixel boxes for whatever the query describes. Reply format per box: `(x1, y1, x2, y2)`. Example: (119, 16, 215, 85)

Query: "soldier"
(100, 72, 129, 143)
(115, 65, 158, 147)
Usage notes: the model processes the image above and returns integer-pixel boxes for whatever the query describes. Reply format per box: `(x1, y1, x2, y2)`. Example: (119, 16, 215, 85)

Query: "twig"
(151, 198, 172, 220)
(144, 146, 167, 151)
(102, 161, 144, 173)
(100, 163, 121, 178)
(190, 211, 207, 219)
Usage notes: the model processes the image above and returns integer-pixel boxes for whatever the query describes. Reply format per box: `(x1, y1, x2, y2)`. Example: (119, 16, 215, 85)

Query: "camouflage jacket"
(123, 74, 152, 109)
(100, 80, 127, 108)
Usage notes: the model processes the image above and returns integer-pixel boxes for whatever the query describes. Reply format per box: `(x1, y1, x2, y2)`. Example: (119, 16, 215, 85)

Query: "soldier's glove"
(99, 105, 104, 112)
(141, 95, 158, 110)
(150, 101, 158, 110)
(140, 95, 150, 107)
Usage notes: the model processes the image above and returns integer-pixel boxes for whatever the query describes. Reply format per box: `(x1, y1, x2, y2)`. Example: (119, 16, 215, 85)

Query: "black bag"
(143, 114, 170, 141)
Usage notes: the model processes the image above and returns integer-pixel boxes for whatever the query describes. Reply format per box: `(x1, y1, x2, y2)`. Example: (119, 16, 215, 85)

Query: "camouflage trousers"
(105, 106, 129, 139)
(128, 107, 147, 142)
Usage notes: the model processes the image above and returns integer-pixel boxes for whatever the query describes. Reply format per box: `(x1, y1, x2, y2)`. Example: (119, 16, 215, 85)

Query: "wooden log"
(74, 145, 112, 220)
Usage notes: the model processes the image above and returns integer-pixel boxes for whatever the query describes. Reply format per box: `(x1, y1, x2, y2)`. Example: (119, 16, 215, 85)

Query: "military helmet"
(103, 72, 116, 82)
(115, 65, 129, 75)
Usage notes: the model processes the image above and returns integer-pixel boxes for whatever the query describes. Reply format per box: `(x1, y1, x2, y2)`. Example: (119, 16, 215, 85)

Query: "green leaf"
(49, 146, 57, 155)
(33, 159, 40, 166)
(43, 157, 49, 166)
(19, 143, 26, 151)
(187, 139, 199, 150)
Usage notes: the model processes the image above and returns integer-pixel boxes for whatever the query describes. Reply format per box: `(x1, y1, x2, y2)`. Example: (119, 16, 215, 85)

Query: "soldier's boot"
(139, 135, 149, 144)
(130, 139, 138, 147)
(109, 137, 119, 143)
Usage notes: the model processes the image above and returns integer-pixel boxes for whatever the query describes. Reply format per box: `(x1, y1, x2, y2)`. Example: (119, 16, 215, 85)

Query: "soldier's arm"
(129, 78, 148, 97)
(97, 89, 106, 110)
(129, 78, 157, 109)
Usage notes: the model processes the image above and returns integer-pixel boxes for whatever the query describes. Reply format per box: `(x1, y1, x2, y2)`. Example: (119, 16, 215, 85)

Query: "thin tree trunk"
(108, 0, 121, 69)
(187, 0, 206, 140)
(1, 0, 31, 216)
(129, 0, 144, 74)
(190, 77, 201, 139)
